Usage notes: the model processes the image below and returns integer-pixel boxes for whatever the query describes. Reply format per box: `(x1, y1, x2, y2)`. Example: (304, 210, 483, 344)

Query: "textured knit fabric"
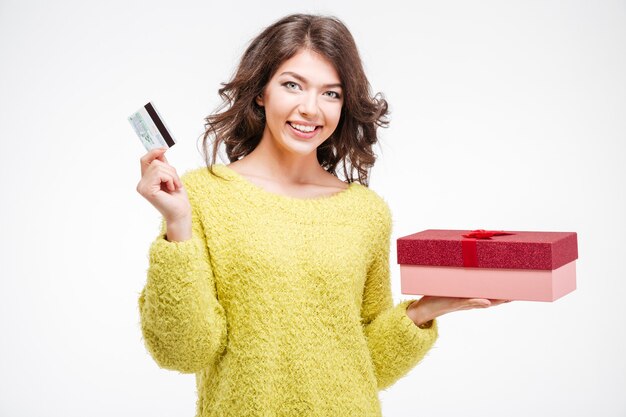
(138, 164, 438, 417)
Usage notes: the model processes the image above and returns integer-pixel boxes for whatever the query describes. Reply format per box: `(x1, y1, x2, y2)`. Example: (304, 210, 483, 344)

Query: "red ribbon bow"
(462, 229, 514, 239)
(461, 229, 515, 267)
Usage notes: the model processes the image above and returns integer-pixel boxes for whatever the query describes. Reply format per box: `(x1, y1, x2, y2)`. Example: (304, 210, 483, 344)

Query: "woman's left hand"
(406, 296, 511, 327)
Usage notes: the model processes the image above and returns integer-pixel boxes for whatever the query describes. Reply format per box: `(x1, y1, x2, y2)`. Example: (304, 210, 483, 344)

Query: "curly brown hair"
(199, 13, 390, 187)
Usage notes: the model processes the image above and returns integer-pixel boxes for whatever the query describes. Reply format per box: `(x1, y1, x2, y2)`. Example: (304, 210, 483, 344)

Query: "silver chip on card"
(128, 101, 176, 151)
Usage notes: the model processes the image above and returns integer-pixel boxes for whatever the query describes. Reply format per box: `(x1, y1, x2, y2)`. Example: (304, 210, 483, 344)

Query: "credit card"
(128, 101, 176, 151)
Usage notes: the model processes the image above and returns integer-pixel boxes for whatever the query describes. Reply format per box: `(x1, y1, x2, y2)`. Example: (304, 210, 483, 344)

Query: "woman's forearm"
(165, 215, 193, 242)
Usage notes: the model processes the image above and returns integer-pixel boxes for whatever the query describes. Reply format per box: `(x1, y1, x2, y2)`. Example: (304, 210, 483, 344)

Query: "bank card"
(128, 101, 176, 150)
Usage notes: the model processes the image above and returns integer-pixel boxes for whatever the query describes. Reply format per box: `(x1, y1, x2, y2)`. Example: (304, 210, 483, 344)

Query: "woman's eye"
(283, 81, 341, 99)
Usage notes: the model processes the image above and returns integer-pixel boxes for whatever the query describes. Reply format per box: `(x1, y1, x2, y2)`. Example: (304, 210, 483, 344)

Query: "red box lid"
(397, 229, 578, 270)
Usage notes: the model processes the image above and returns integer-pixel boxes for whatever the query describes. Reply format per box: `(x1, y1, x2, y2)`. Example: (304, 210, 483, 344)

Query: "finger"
(157, 170, 175, 192)
(140, 147, 167, 166)
(154, 161, 181, 189)
(467, 298, 491, 308)
(162, 163, 182, 188)
(155, 149, 169, 164)
(140, 147, 169, 175)
(488, 299, 511, 306)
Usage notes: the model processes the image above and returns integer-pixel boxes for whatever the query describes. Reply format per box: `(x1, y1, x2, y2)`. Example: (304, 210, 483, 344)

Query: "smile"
(287, 122, 321, 139)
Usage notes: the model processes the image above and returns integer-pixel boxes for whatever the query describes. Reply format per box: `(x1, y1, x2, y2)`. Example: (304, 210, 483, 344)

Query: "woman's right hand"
(136, 147, 191, 224)
(406, 296, 511, 327)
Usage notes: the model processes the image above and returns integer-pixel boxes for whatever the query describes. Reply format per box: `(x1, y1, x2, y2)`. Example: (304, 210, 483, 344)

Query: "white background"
(1, 1, 624, 416)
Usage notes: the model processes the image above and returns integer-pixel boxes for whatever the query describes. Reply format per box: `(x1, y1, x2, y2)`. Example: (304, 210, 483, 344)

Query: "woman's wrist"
(165, 215, 193, 242)
(406, 299, 434, 328)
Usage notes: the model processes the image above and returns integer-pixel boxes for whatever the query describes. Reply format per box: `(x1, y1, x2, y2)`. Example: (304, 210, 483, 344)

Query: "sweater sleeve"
(137, 172, 228, 374)
(361, 202, 438, 391)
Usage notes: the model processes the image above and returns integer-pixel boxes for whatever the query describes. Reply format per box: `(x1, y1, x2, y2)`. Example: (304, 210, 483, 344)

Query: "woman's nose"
(298, 92, 319, 118)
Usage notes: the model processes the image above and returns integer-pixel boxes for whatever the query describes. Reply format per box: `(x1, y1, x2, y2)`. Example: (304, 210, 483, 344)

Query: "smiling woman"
(199, 13, 390, 187)
(248, 48, 345, 173)
(136, 13, 438, 417)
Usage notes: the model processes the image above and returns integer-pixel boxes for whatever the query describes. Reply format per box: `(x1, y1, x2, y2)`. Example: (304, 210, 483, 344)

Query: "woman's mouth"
(287, 122, 321, 139)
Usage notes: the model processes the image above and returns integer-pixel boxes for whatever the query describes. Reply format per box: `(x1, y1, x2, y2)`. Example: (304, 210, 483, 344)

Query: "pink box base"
(400, 260, 576, 302)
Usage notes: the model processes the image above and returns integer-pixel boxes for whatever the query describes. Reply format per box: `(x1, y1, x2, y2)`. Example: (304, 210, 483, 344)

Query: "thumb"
(155, 147, 169, 164)
(140, 147, 169, 176)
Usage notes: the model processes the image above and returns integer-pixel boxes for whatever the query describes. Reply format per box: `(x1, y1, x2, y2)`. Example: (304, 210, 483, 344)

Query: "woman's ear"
(255, 93, 264, 107)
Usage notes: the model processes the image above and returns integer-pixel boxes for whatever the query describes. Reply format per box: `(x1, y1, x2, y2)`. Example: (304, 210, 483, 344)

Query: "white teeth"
(289, 122, 317, 133)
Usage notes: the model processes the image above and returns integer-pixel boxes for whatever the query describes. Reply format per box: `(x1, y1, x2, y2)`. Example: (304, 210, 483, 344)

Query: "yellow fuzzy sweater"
(138, 164, 438, 417)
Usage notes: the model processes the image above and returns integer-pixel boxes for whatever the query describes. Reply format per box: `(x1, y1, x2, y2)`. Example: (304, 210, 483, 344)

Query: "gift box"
(397, 229, 578, 302)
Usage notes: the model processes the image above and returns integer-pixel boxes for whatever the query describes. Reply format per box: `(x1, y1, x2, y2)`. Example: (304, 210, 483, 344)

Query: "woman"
(136, 13, 508, 417)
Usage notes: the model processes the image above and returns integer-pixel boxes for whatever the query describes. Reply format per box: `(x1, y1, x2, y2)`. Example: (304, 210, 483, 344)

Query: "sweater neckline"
(213, 164, 359, 205)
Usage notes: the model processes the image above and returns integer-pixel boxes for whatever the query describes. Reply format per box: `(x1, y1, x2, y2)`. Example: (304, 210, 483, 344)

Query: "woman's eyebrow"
(279, 71, 343, 89)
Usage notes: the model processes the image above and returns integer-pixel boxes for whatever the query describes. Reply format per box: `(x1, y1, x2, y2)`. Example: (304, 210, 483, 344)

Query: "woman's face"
(255, 49, 344, 157)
